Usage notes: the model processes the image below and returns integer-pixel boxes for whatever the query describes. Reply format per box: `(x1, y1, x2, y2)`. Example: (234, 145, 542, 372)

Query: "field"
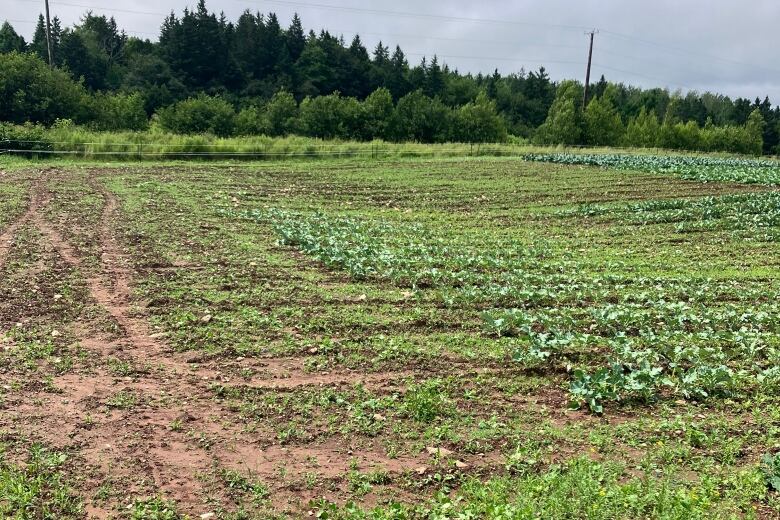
(1, 154, 780, 519)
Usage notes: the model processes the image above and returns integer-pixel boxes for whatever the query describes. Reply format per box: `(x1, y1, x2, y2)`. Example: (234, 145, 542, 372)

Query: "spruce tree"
(0, 22, 26, 53)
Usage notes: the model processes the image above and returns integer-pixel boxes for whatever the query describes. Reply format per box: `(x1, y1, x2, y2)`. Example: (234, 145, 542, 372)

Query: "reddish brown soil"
(0, 170, 449, 518)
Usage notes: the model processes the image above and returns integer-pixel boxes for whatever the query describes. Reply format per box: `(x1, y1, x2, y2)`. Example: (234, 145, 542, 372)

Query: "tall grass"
(0, 126, 531, 161)
(1, 125, 771, 163)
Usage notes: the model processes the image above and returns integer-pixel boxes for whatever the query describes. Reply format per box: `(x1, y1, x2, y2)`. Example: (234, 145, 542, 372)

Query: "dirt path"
(1, 171, 434, 517)
(11, 174, 231, 516)
(0, 174, 48, 271)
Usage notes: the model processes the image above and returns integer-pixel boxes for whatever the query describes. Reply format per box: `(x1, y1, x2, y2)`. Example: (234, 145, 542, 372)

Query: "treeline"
(0, 1, 779, 153)
(536, 81, 766, 155)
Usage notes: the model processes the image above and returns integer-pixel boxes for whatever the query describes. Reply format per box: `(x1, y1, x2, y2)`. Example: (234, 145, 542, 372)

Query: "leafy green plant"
(761, 452, 780, 491)
(403, 379, 452, 422)
(129, 497, 182, 520)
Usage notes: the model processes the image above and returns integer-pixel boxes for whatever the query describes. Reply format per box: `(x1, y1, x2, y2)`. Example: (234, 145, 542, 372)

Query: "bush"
(89, 92, 149, 131)
(0, 52, 88, 125)
(360, 88, 394, 140)
(583, 97, 623, 146)
(264, 90, 299, 137)
(299, 92, 362, 139)
(623, 108, 660, 148)
(657, 121, 702, 151)
(155, 94, 236, 136)
(450, 91, 508, 143)
(534, 81, 583, 145)
(235, 105, 267, 136)
(0, 122, 52, 151)
(390, 90, 451, 143)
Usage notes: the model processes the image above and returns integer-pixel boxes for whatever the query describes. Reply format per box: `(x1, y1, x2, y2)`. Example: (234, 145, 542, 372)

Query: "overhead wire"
(240, 0, 592, 31)
(4, 0, 775, 96)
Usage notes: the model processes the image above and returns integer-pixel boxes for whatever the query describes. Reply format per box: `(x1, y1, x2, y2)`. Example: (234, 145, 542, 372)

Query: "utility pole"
(583, 29, 597, 108)
(44, 0, 54, 68)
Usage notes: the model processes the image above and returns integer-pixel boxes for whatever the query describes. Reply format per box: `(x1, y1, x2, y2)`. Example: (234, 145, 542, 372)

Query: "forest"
(0, 0, 777, 154)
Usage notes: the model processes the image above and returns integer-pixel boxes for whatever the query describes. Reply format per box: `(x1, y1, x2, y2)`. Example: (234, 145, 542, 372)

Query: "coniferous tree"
(286, 14, 306, 63)
(30, 15, 49, 61)
(0, 22, 26, 53)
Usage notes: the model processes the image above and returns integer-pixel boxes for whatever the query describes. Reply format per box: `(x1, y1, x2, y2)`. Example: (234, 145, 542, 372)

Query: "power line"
(593, 63, 695, 90)
(405, 52, 583, 68)
(12, 0, 166, 16)
(333, 28, 582, 52)
(600, 29, 780, 76)
(241, 0, 593, 32)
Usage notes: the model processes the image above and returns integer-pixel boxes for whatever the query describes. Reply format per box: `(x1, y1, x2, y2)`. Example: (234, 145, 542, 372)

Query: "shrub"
(264, 90, 299, 136)
(390, 90, 451, 143)
(0, 52, 88, 125)
(155, 94, 236, 136)
(235, 105, 267, 136)
(360, 88, 394, 140)
(534, 81, 583, 145)
(299, 92, 362, 139)
(624, 108, 661, 148)
(89, 92, 149, 131)
(583, 96, 624, 146)
(450, 91, 508, 143)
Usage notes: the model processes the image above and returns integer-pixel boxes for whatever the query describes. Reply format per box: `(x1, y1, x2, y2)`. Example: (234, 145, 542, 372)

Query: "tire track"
(0, 174, 48, 271)
(8, 171, 477, 516)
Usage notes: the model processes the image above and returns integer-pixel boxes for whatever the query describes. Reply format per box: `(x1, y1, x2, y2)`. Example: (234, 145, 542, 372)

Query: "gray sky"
(4, 0, 780, 102)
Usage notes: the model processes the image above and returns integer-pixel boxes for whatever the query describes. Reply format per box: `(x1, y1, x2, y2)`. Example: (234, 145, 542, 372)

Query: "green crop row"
(524, 152, 780, 185)
(227, 206, 780, 414)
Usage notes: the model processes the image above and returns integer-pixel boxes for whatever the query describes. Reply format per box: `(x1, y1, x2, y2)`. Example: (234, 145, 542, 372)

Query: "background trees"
(0, 1, 778, 153)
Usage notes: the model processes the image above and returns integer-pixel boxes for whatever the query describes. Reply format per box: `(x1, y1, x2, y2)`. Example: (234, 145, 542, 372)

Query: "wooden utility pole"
(44, 0, 54, 68)
(582, 30, 597, 108)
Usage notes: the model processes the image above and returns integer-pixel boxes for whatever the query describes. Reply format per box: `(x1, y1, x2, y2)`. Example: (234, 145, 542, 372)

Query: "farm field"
(1, 155, 780, 519)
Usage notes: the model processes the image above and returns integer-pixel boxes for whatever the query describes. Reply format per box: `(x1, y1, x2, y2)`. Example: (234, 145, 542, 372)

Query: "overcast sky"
(4, 0, 780, 102)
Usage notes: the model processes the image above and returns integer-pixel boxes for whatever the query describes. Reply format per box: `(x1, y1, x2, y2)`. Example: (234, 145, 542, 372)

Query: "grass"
(0, 443, 82, 519)
(1, 154, 779, 517)
(2, 127, 530, 161)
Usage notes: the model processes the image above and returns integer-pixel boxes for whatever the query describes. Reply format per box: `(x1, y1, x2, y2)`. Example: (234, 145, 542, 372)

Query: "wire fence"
(1, 139, 770, 162)
(0, 139, 532, 161)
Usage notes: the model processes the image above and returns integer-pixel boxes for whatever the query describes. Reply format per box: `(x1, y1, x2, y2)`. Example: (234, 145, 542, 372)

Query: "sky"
(4, 0, 780, 102)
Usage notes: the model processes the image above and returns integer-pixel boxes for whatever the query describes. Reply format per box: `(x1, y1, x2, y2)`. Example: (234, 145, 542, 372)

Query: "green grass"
(0, 444, 82, 519)
(3, 154, 780, 516)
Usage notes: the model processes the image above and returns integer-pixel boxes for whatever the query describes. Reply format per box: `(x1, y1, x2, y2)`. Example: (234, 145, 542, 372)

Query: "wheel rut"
(2, 170, 440, 517)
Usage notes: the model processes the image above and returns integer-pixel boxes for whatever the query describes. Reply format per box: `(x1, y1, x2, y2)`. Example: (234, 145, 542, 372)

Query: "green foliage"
(0, 22, 26, 53)
(1, 6, 779, 152)
(524, 152, 780, 184)
(0, 52, 88, 125)
(89, 92, 148, 131)
(403, 379, 452, 422)
(534, 80, 583, 145)
(657, 120, 703, 151)
(360, 87, 394, 140)
(391, 90, 450, 142)
(316, 457, 736, 519)
(299, 92, 362, 139)
(0, 444, 82, 518)
(762, 452, 780, 491)
(623, 107, 661, 147)
(450, 91, 508, 143)
(264, 90, 299, 136)
(129, 496, 183, 520)
(155, 94, 236, 136)
(584, 96, 624, 146)
(745, 108, 766, 155)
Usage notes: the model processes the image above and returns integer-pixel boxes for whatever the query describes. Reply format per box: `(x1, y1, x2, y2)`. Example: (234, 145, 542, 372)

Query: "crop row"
(563, 191, 780, 239)
(230, 208, 780, 413)
(523, 152, 780, 185)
